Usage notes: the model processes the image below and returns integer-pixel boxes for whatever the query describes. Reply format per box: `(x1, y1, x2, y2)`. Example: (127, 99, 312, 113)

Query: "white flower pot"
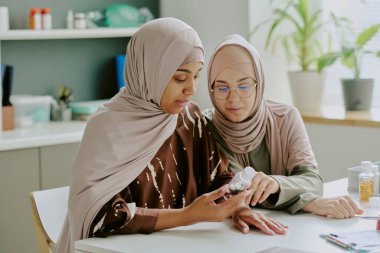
(288, 71, 325, 113)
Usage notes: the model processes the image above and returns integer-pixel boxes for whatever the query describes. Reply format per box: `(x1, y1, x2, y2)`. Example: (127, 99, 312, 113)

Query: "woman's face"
(212, 68, 257, 122)
(160, 61, 203, 114)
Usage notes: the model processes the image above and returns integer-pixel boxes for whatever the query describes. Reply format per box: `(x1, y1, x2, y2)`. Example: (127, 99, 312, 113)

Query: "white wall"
(247, 0, 293, 105)
(306, 124, 380, 182)
(161, 1, 380, 182)
(160, 0, 250, 109)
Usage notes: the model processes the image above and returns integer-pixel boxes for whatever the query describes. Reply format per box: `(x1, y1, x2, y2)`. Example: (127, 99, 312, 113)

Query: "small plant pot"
(341, 78, 374, 111)
(288, 71, 325, 113)
(51, 101, 72, 121)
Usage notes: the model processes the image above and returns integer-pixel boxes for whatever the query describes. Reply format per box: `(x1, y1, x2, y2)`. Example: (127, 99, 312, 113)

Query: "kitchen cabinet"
(0, 148, 40, 253)
(41, 142, 79, 189)
(0, 142, 80, 253)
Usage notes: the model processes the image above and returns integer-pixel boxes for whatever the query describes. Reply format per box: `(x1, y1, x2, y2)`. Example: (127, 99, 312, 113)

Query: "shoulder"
(266, 99, 301, 120)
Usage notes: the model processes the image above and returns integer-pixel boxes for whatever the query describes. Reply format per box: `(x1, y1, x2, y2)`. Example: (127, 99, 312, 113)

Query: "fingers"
(345, 196, 363, 214)
(244, 214, 275, 235)
(205, 184, 229, 202)
(258, 183, 277, 203)
(233, 215, 249, 234)
(250, 173, 279, 206)
(241, 211, 287, 235)
(324, 196, 363, 219)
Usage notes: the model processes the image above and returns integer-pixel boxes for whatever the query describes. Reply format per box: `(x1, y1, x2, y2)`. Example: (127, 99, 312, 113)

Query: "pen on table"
(324, 234, 352, 249)
(356, 215, 380, 220)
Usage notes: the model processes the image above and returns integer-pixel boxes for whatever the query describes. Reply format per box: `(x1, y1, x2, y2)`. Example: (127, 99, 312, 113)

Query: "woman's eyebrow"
(176, 68, 192, 73)
(176, 67, 203, 74)
(215, 77, 251, 84)
(237, 77, 251, 82)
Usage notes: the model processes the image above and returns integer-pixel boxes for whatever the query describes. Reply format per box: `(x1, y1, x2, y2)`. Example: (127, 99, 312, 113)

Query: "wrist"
(182, 206, 197, 226)
(302, 197, 320, 212)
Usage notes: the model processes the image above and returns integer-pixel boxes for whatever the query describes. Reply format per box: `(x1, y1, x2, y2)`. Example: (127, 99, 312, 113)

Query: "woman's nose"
(185, 80, 197, 96)
(227, 88, 240, 102)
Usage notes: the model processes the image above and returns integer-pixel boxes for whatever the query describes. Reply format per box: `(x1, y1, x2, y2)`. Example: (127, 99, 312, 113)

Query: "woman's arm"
(91, 185, 249, 237)
(247, 165, 322, 213)
(154, 185, 248, 230)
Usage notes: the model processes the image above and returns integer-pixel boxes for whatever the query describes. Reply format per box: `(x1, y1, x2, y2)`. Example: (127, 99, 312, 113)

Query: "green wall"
(1, 0, 159, 101)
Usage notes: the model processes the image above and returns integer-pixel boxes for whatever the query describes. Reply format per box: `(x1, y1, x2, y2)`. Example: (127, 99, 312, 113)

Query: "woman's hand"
(184, 184, 249, 224)
(232, 206, 288, 235)
(248, 172, 280, 206)
(302, 196, 364, 219)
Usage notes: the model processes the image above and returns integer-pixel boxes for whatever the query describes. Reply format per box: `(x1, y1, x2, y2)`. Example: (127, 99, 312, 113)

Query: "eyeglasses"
(211, 82, 257, 100)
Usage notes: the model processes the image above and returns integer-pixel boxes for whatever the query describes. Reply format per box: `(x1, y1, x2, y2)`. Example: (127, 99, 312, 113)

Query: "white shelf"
(0, 27, 139, 40)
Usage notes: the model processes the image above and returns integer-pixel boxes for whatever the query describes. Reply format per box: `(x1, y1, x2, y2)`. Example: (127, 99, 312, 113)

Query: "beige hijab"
(56, 17, 204, 253)
(208, 34, 316, 175)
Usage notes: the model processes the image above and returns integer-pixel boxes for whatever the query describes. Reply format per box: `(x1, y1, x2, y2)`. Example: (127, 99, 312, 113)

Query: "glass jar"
(359, 161, 374, 202)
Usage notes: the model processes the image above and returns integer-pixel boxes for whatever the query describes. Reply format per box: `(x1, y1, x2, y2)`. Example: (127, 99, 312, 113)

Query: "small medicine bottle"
(29, 8, 42, 30)
(359, 161, 374, 202)
(74, 13, 86, 29)
(66, 10, 74, 29)
(41, 8, 52, 30)
(229, 166, 256, 195)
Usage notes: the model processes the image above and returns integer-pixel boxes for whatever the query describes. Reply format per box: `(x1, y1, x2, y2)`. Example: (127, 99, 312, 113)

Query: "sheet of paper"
(256, 247, 316, 253)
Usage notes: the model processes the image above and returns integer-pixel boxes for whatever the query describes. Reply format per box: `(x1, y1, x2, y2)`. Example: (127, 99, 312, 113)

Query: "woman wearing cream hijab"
(205, 34, 363, 233)
(56, 20, 287, 253)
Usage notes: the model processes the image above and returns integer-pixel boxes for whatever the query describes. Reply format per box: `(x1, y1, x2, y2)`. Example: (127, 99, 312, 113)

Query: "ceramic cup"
(0, 7, 9, 31)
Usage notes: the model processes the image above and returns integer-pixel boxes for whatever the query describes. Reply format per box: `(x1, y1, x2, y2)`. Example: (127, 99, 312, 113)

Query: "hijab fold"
(56, 17, 204, 253)
(208, 34, 316, 175)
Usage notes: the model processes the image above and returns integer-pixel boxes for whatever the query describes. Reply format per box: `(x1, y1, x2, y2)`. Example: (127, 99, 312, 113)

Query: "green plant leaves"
(356, 24, 380, 47)
(317, 52, 340, 72)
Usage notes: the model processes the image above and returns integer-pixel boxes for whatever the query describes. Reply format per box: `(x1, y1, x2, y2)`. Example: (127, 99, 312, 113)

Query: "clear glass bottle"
(359, 161, 374, 202)
(229, 166, 256, 195)
(372, 164, 380, 196)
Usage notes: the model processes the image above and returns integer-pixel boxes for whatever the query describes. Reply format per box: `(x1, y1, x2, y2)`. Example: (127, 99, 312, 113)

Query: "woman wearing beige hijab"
(205, 34, 363, 233)
(56, 20, 288, 253)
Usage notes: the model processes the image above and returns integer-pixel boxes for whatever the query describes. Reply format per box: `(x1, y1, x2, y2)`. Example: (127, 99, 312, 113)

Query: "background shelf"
(0, 28, 139, 40)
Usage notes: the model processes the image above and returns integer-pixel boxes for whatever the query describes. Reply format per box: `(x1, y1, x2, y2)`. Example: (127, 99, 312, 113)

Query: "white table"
(74, 179, 380, 253)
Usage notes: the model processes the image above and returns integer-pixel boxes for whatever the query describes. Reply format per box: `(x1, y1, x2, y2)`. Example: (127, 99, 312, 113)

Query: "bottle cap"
(361, 161, 373, 172)
(242, 166, 256, 181)
(41, 8, 51, 14)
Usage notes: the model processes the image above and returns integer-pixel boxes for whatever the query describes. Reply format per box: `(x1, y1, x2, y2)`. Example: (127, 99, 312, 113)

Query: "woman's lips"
(227, 107, 241, 113)
(176, 100, 189, 107)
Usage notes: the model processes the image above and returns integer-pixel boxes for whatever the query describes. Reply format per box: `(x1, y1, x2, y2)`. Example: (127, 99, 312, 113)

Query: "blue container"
(116, 54, 126, 90)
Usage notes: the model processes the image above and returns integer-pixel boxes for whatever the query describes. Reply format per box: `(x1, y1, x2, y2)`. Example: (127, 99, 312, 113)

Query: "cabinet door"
(0, 148, 40, 253)
(40, 143, 79, 189)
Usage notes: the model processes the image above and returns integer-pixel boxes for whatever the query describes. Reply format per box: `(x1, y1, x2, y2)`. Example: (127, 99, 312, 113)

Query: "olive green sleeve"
(259, 165, 323, 214)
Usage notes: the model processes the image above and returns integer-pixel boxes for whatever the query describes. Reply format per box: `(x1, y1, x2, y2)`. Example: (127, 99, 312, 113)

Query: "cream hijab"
(208, 34, 316, 175)
(56, 17, 204, 253)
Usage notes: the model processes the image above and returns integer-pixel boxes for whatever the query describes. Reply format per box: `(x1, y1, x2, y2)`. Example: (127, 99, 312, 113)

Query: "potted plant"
(52, 85, 73, 121)
(318, 24, 380, 110)
(249, 0, 346, 112)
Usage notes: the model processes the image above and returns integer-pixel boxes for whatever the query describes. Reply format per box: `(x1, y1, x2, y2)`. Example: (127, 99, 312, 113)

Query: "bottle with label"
(372, 164, 380, 196)
(66, 10, 74, 29)
(229, 166, 256, 195)
(29, 8, 42, 30)
(359, 161, 375, 202)
(41, 8, 52, 30)
(74, 13, 86, 29)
